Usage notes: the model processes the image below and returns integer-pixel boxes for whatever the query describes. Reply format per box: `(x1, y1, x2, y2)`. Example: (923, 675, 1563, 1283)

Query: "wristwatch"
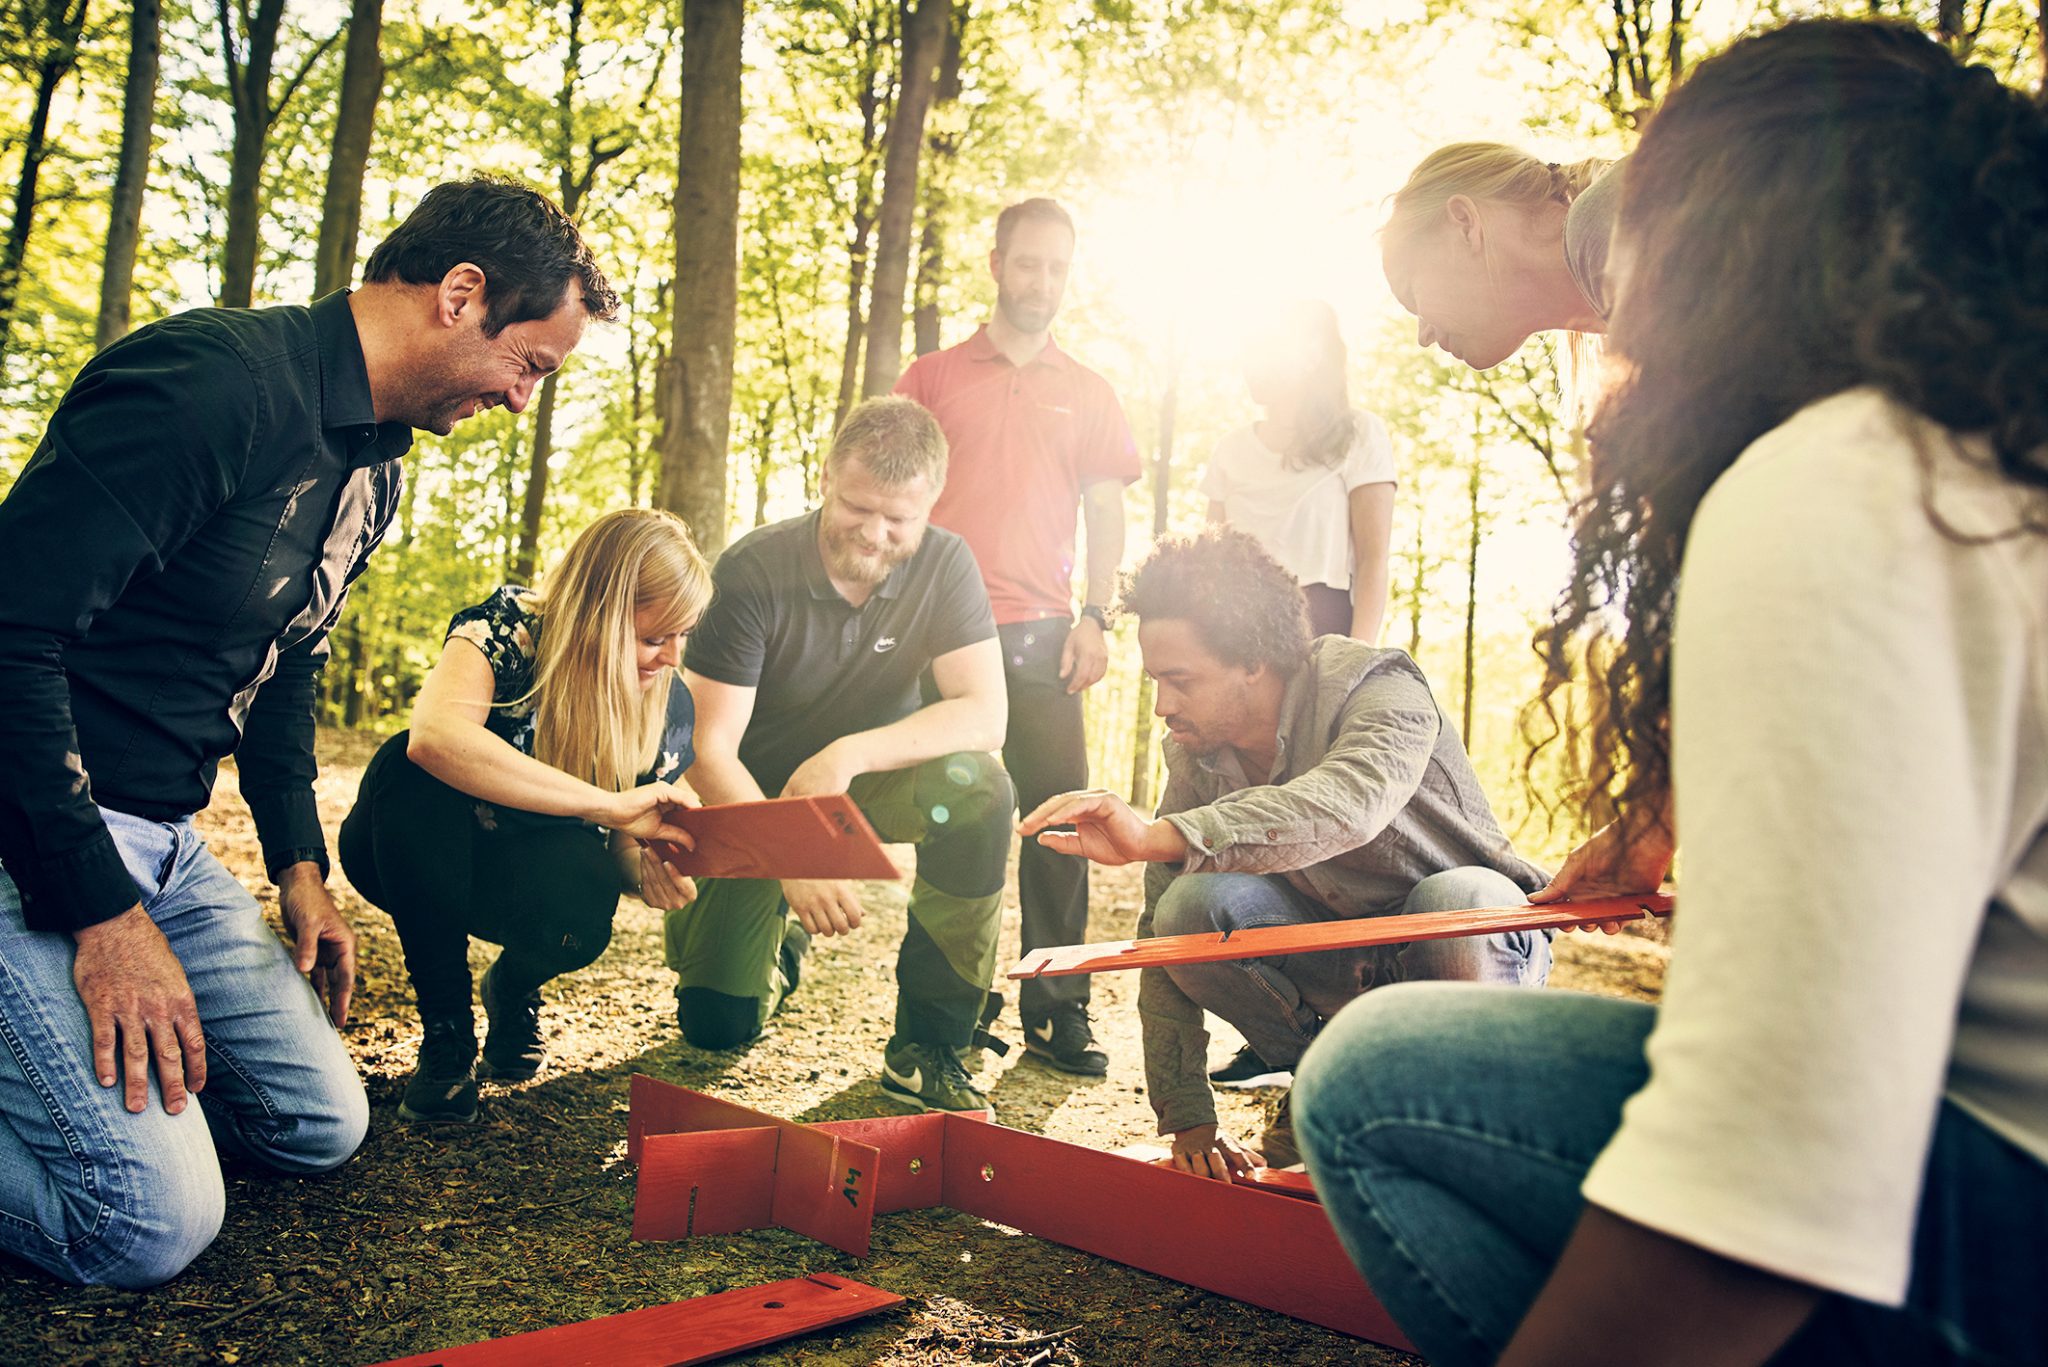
(1078, 604, 1110, 630)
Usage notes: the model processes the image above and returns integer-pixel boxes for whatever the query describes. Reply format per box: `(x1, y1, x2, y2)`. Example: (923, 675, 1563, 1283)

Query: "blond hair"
(518, 509, 711, 793)
(1383, 143, 1611, 256)
(829, 395, 949, 488)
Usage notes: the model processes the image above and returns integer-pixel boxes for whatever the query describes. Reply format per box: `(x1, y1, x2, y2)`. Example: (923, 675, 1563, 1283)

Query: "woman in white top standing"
(1296, 18, 2048, 1367)
(1201, 299, 1396, 642)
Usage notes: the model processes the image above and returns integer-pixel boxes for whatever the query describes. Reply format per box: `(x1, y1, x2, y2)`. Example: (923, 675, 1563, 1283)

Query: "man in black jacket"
(0, 176, 620, 1288)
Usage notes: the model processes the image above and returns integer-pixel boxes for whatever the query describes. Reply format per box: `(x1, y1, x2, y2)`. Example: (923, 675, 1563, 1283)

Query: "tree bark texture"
(0, 0, 91, 364)
(313, 0, 385, 297)
(658, 0, 744, 553)
(911, 0, 963, 358)
(833, 4, 891, 427)
(218, 0, 341, 308)
(515, 0, 630, 582)
(98, 0, 161, 350)
(859, 0, 948, 397)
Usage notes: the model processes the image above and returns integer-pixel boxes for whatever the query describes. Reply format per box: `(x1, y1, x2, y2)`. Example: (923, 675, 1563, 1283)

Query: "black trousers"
(337, 732, 619, 1021)
(998, 618, 1093, 1018)
(1302, 582, 1353, 639)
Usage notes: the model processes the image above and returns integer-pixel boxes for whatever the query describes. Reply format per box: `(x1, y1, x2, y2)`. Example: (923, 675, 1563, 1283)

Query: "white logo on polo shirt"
(873, 637, 898, 653)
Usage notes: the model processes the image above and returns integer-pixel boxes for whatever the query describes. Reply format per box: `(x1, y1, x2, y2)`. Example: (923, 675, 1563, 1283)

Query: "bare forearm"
(407, 719, 616, 822)
(1349, 558, 1390, 643)
(1082, 483, 1124, 607)
(686, 750, 768, 807)
(1500, 1207, 1820, 1367)
(839, 696, 1005, 777)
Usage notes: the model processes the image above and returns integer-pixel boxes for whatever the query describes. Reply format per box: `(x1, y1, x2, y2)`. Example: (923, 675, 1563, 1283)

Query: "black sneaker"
(478, 959, 545, 1082)
(399, 1016, 479, 1124)
(881, 1039, 992, 1114)
(1209, 1043, 1293, 1090)
(1259, 1089, 1300, 1169)
(779, 920, 810, 1000)
(1022, 1003, 1109, 1077)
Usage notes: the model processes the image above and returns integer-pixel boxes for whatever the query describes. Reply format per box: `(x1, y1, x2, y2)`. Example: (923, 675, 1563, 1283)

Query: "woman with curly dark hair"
(1294, 19, 2048, 1367)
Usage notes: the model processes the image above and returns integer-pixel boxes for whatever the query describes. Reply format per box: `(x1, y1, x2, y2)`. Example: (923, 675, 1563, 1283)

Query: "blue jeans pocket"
(95, 808, 176, 907)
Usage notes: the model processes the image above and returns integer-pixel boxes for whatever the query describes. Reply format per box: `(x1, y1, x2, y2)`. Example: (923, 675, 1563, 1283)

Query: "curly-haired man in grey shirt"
(1021, 528, 1549, 1179)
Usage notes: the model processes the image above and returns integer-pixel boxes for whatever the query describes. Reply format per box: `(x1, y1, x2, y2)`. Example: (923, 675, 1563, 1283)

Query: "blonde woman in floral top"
(339, 509, 711, 1123)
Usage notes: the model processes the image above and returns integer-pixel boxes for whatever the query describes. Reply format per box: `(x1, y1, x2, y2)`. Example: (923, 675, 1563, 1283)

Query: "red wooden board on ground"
(628, 1075, 1415, 1353)
(649, 793, 900, 881)
(364, 1272, 902, 1367)
(1007, 893, 1675, 980)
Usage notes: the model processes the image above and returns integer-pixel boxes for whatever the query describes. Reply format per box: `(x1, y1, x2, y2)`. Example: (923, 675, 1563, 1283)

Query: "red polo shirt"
(896, 326, 1140, 626)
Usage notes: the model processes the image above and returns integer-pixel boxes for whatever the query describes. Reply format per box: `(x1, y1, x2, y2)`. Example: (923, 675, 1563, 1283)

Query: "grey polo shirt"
(684, 510, 996, 795)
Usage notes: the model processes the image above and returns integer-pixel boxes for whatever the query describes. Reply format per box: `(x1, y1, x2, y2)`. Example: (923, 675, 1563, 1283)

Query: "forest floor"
(0, 728, 1670, 1367)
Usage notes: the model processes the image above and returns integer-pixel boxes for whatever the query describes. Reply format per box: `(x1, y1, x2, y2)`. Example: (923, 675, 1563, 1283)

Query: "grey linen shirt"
(1139, 636, 1546, 1135)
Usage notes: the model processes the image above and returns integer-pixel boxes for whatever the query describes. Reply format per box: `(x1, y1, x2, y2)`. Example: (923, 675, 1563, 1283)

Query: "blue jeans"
(0, 808, 367, 1287)
(1153, 867, 1551, 1069)
(1294, 984, 2048, 1367)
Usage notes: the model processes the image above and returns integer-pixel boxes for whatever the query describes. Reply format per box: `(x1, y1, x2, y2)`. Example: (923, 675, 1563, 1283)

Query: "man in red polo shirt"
(896, 197, 1140, 1075)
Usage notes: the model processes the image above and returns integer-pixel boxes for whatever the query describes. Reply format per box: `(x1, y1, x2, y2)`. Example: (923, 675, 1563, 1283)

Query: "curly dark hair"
(1528, 18, 2048, 828)
(1118, 526, 1311, 675)
(362, 175, 620, 336)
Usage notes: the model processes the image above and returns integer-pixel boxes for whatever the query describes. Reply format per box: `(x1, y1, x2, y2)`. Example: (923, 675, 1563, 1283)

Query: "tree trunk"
(1129, 354, 1181, 811)
(98, 0, 161, 349)
(860, 0, 948, 397)
(1405, 514, 1425, 657)
(313, 0, 385, 297)
(658, 0, 744, 552)
(511, 0, 630, 577)
(218, 0, 341, 308)
(0, 0, 91, 363)
(512, 372, 562, 582)
(911, 1, 964, 358)
(831, 8, 889, 429)
(1462, 456, 1481, 743)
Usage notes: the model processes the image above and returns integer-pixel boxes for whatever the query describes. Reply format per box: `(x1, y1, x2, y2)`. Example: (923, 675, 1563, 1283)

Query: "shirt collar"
(313, 290, 413, 468)
(799, 509, 915, 604)
(963, 323, 1073, 372)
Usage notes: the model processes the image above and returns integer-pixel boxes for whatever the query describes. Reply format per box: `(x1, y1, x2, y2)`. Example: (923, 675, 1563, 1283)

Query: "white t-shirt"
(1581, 388, 2048, 1307)
(1200, 409, 1397, 590)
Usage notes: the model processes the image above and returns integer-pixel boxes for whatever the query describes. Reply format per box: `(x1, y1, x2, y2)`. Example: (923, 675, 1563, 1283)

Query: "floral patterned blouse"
(445, 585, 695, 787)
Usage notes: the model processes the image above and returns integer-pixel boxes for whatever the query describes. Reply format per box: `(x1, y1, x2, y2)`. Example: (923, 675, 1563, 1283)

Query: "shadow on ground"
(0, 728, 1665, 1366)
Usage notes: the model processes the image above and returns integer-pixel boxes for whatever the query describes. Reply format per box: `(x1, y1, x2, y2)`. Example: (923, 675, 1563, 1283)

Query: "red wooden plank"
(365, 1272, 903, 1367)
(649, 794, 901, 881)
(633, 1128, 777, 1241)
(937, 1116, 1410, 1349)
(1008, 894, 1675, 980)
(628, 1075, 884, 1258)
(810, 1112, 956, 1213)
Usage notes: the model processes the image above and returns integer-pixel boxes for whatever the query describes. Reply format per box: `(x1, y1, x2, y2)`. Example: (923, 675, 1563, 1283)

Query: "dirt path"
(0, 729, 1667, 1366)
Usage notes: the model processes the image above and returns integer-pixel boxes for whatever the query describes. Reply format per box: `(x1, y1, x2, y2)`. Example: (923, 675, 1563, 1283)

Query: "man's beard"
(996, 286, 1056, 334)
(822, 521, 921, 585)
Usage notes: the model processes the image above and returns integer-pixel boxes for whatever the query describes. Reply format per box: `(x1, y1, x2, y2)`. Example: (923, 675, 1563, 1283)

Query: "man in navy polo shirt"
(668, 397, 1013, 1115)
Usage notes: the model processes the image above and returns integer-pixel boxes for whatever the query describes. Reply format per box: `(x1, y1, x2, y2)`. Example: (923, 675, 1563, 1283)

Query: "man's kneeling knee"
(677, 987, 765, 1050)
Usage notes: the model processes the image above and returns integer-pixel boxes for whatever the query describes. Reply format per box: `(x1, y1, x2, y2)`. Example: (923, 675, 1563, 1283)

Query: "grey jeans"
(1152, 866, 1551, 1069)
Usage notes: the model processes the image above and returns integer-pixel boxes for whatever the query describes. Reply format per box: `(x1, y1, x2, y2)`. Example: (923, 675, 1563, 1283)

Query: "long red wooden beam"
(628, 1075, 1414, 1352)
(365, 1272, 903, 1367)
(1007, 893, 1675, 980)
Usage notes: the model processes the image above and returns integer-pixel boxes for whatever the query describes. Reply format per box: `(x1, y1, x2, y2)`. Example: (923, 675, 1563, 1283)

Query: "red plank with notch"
(628, 1077, 1413, 1351)
(938, 1115, 1408, 1348)
(1008, 893, 1675, 979)
(630, 1075, 883, 1257)
(365, 1272, 902, 1367)
(633, 1128, 777, 1241)
(648, 793, 901, 881)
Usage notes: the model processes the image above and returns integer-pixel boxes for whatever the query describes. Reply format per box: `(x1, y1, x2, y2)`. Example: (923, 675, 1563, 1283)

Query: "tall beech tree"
(0, 0, 91, 363)
(658, 0, 743, 552)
